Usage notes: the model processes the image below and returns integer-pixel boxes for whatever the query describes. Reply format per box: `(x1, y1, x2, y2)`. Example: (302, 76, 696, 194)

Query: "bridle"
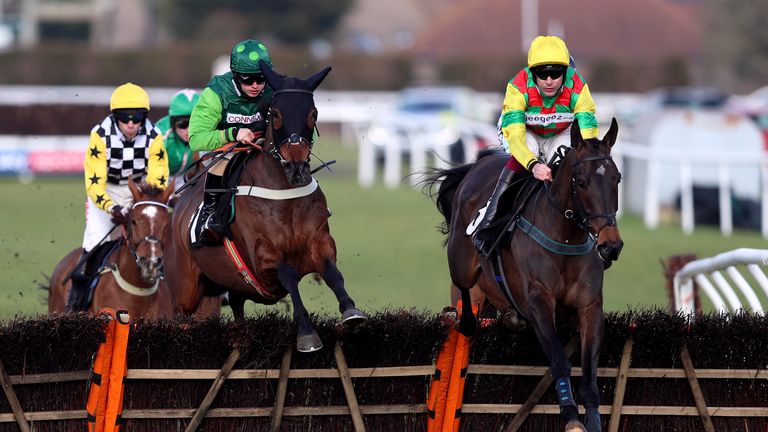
(546, 154, 619, 238)
(124, 200, 169, 264)
(265, 88, 316, 164)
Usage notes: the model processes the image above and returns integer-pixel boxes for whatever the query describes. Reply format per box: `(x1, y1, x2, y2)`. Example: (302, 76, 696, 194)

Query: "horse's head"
(567, 119, 624, 268)
(127, 178, 173, 284)
(260, 60, 331, 186)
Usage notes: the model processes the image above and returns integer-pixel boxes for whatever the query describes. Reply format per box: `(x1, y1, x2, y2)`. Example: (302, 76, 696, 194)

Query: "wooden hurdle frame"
(3, 336, 767, 431)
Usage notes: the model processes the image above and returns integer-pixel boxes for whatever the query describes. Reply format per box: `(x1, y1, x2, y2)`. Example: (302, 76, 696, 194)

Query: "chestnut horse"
(49, 179, 175, 319)
(425, 120, 623, 432)
(165, 61, 366, 352)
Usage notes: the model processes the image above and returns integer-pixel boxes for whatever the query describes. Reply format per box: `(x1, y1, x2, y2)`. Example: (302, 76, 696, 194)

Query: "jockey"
(189, 39, 274, 247)
(473, 35, 599, 256)
(71, 83, 169, 310)
(155, 88, 200, 191)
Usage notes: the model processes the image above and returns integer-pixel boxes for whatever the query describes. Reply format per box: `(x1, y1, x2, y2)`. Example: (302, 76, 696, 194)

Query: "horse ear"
(570, 119, 584, 150)
(601, 117, 619, 149)
(259, 60, 283, 90)
(306, 66, 332, 92)
(161, 182, 175, 204)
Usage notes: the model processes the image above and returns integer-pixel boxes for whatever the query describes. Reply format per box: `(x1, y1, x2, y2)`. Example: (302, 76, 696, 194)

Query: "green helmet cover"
(230, 39, 273, 74)
(169, 89, 200, 117)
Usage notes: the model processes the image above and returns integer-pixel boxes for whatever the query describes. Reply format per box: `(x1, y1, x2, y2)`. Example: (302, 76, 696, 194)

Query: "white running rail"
(673, 248, 768, 315)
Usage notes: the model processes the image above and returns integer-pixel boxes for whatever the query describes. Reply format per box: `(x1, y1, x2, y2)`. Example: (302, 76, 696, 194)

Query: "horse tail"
(421, 163, 474, 235)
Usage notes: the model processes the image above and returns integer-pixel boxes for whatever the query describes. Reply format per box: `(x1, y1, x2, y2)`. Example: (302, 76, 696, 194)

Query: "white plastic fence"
(613, 142, 768, 239)
(673, 248, 768, 315)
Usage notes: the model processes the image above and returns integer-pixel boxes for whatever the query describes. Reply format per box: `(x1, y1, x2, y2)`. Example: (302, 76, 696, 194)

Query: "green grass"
(2, 137, 767, 319)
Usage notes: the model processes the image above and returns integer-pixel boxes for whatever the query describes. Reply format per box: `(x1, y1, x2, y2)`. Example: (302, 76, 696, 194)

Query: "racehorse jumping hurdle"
(1, 310, 767, 431)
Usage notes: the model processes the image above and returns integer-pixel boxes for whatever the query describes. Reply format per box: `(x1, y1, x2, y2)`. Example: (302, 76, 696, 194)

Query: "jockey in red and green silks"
(472, 35, 599, 257)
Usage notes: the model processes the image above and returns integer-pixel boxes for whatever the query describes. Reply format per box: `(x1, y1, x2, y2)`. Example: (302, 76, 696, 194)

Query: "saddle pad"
(188, 201, 205, 246)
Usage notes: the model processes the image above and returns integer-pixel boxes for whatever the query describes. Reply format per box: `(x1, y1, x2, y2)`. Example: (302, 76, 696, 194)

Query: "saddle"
(190, 149, 259, 247)
(71, 239, 121, 311)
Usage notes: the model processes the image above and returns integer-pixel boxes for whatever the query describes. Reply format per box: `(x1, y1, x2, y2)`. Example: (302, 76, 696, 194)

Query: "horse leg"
(578, 302, 605, 432)
(227, 291, 247, 321)
(456, 285, 479, 337)
(527, 288, 583, 430)
(278, 263, 322, 353)
(319, 259, 367, 327)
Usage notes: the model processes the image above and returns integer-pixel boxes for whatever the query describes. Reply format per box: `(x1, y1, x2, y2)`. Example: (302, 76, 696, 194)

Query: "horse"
(165, 61, 366, 353)
(424, 120, 623, 432)
(48, 179, 176, 320)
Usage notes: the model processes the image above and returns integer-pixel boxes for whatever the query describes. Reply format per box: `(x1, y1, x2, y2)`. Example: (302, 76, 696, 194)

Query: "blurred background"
(1, 0, 768, 318)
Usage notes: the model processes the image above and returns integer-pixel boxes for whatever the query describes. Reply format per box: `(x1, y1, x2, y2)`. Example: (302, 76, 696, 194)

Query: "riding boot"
(66, 251, 90, 312)
(472, 166, 515, 256)
(199, 173, 226, 245)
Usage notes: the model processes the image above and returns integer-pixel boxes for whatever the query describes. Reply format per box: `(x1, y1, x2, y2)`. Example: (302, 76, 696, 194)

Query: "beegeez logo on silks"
(226, 112, 264, 125)
(524, 112, 574, 126)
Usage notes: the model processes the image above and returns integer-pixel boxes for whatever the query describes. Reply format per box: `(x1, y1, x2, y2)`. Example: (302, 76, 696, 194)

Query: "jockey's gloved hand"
(110, 205, 130, 225)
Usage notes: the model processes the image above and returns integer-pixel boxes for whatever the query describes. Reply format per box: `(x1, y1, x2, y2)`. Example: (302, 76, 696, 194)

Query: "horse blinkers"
(269, 106, 315, 186)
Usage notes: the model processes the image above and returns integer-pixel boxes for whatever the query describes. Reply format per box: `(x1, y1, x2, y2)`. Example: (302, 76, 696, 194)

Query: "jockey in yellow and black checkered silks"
(82, 82, 169, 253)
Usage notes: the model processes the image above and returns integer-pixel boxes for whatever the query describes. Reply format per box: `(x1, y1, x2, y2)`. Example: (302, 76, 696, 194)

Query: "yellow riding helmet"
(110, 82, 150, 111)
(527, 36, 570, 69)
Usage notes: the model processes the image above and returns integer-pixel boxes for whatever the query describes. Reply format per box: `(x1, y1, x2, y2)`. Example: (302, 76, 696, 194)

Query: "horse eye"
(576, 179, 587, 190)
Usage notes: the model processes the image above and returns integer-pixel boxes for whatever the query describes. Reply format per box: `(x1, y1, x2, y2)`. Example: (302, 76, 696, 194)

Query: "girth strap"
(490, 255, 528, 321)
(516, 216, 595, 256)
(222, 238, 277, 300)
(235, 178, 318, 200)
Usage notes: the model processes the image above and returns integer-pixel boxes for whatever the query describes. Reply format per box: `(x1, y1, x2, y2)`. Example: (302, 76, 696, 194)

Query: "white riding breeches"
(82, 184, 134, 252)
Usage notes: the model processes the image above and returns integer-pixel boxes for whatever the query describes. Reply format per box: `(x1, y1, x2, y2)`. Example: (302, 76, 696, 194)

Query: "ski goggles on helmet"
(113, 109, 147, 124)
(233, 72, 266, 85)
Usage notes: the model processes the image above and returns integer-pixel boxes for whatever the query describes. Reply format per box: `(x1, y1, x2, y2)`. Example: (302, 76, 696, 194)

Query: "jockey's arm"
(189, 88, 238, 152)
(499, 81, 539, 171)
(145, 129, 170, 190)
(571, 77, 599, 140)
(84, 131, 114, 211)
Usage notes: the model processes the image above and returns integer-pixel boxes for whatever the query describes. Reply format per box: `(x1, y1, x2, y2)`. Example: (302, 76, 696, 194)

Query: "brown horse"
(425, 120, 623, 432)
(165, 61, 366, 352)
(49, 179, 176, 320)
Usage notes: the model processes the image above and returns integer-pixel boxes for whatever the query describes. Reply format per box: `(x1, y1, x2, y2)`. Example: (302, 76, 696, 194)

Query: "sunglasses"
(174, 119, 190, 129)
(114, 111, 147, 124)
(234, 72, 266, 85)
(532, 68, 565, 81)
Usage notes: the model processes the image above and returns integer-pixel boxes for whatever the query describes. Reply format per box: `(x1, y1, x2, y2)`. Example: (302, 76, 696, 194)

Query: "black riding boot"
(198, 173, 226, 245)
(472, 167, 515, 256)
(66, 254, 90, 312)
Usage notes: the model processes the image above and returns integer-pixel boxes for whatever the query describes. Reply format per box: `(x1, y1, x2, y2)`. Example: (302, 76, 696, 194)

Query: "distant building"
(14, 0, 156, 49)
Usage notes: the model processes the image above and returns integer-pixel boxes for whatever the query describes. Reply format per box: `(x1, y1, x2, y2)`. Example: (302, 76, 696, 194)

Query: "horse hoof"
(565, 420, 587, 432)
(501, 308, 526, 332)
(341, 308, 367, 328)
(584, 409, 602, 432)
(296, 333, 323, 353)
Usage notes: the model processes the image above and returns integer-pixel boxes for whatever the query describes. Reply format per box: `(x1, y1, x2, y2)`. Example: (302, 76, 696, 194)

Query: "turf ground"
(1, 136, 766, 319)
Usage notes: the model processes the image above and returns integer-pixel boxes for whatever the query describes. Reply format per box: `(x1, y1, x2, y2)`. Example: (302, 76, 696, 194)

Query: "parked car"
(366, 86, 498, 164)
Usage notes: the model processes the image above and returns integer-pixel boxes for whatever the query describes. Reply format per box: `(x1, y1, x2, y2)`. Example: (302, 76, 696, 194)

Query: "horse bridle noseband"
(125, 200, 169, 262)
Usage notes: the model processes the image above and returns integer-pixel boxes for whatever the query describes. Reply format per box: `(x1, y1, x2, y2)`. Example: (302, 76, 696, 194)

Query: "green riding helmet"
(230, 39, 273, 74)
(168, 89, 200, 117)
